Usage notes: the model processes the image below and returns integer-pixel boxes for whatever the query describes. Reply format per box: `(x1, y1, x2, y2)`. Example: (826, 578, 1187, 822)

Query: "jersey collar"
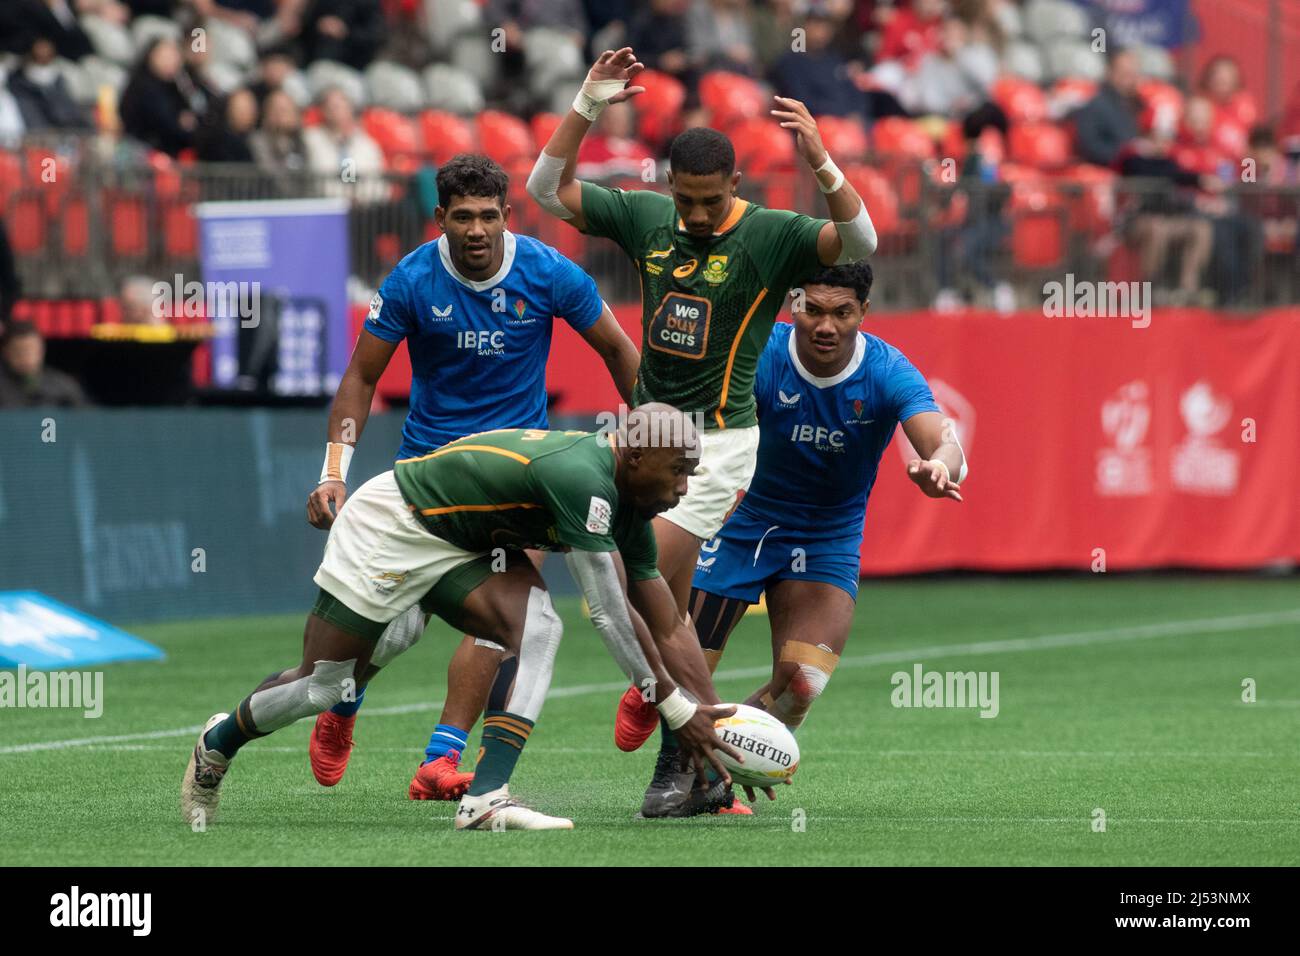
(437, 230, 516, 291)
(675, 198, 750, 237)
(788, 328, 866, 389)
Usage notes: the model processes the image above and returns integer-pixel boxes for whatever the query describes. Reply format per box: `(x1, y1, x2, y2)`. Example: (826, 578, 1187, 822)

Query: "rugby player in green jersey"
(523, 47, 879, 815)
(181, 406, 742, 831)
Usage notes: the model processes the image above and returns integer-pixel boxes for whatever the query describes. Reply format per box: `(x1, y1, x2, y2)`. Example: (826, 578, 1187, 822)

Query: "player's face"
(793, 284, 866, 367)
(626, 445, 696, 519)
(437, 195, 509, 276)
(667, 170, 741, 237)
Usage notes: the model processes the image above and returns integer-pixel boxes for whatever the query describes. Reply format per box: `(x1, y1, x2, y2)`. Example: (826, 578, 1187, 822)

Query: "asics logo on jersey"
(673, 258, 699, 279)
(778, 390, 801, 405)
(790, 424, 845, 449)
(431, 304, 453, 320)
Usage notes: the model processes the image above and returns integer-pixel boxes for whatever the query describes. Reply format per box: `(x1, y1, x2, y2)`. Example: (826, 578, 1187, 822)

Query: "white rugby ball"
(713, 704, 800, 788)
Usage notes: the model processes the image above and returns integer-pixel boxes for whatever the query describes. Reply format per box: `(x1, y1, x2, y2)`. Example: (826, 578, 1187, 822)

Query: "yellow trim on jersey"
(397, 444, 532, 466)
(714, 288, 768, 429)
(675, 198, 750, 236)
(412, 502, 543, 517)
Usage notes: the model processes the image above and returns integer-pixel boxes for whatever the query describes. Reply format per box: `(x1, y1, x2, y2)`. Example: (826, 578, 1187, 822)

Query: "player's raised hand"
(675, 702, 743, 786)
(907, 459, 963, 501)
(771, 96, 828, 169)
(585, 47, 645, 103)
(307, 480, 347, 529)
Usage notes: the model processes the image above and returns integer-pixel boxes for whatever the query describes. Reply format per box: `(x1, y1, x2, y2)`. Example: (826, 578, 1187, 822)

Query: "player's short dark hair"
(437, 154, 509, 210)
(801, 261, 874, 304)
(668, 127, 735, 177)
(0, 320, 39, 347)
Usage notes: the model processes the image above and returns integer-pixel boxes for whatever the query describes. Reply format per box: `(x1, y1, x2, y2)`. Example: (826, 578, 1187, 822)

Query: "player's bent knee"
(306, 659, 359, 712)
(247, 658, 358, 733)
(369, 604, 426, 669)
(768, 643, 839, 728)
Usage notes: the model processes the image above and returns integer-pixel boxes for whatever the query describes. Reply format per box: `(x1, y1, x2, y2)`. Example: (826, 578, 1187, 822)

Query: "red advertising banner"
(547, 307, 1300, 573)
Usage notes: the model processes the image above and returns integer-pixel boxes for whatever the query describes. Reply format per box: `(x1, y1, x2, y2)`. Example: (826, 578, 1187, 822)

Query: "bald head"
(614, 403, 699, 519)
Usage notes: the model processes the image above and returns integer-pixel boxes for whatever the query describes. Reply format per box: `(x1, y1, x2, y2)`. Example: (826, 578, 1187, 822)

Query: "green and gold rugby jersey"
(581, 181, 827, 429)
(392, 428, 660, 581)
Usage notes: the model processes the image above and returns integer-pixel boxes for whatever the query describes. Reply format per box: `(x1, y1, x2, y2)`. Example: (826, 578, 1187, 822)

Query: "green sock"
(466, 710, 533, 797)
(658, 715, 678, 755)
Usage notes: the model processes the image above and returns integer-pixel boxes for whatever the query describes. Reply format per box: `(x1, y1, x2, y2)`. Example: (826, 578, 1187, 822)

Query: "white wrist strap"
(572, 77, 627, 121)
(815, 154, 845, 193)
(319, 442, 354, 485)
(656, 688, 697, 730)
(928, 459, 951, 482)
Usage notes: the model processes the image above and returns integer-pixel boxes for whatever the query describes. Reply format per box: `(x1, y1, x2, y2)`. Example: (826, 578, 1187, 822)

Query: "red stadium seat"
(0, 151, 22, 209)
(1008, 122, 1071, 170)
(1011, 213, 1063, 269)
(844, 164, 900, 236)
(699, 71, 766, 130)
(109, 193, 149, 258)
(1137, 81, 1184, 134)
(729, 118, 795, 176)
(1049, 77, 1097, 115)
(816, 115, 869, 161)
(60, 195, 89, 257)
(8, 194, 47, 255)
(162, 202, 198, 257)
(476, 110, 535, 165)
(871, 117, 934, 160)
(1056, 163, 1116, 235)
(992, 76, 1047, 124)
(362, 108, 425, 163)
(634, 69, 686, 147)
(530, 112, 563, 150)
(421, 110, 477, 164)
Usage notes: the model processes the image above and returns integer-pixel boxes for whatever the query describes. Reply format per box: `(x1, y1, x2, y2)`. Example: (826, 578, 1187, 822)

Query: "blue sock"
(329, 686, 365, 718)
(423, 723, 469, 765)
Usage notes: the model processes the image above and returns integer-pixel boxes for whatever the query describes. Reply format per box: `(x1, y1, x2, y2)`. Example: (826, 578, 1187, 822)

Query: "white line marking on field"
(2, 606, 1297, 756)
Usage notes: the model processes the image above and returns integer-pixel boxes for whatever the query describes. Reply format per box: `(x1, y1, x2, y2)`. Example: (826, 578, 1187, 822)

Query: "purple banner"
(1082, 0, 1191, 49)
(197, 199, 350, 396)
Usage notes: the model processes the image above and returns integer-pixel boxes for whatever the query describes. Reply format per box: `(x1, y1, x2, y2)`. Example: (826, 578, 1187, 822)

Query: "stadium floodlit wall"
(0, 408, 410, 626)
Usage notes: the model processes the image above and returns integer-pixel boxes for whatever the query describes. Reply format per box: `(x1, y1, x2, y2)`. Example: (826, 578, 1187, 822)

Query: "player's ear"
(501, 201, 511, 224)
(433, 205, 445, 230)
(730, 170, 742, 194)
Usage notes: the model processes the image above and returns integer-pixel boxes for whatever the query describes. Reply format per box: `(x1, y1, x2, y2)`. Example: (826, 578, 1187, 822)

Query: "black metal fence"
(4, 137, 1298, 311)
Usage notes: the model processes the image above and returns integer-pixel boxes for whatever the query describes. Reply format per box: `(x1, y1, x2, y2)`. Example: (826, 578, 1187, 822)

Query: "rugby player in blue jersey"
(303, 154, 642, 800)
(686, 261, 967, 805)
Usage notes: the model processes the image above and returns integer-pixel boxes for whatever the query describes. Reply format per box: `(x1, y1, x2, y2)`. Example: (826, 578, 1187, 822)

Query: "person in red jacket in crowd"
(1197, 56, 1255, 165)
(876, 0, 947, 67)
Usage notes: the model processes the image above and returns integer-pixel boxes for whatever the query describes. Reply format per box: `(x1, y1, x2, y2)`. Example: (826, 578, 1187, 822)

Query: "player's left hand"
(743, 778, 792, 803)
(771, 96, 828, 170)
(907, 459, 963, 501)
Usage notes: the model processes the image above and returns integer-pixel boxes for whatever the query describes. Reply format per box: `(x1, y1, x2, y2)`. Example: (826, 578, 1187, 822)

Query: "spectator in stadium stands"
(196, 88, 259, 162)
(902, 14, 997, 118)
(752, 0, 799, 72)
(303, 86, 385, 200)
(1198, 56, 1255, 157)
(0, 75, 23, 149)
(876, 0, 946, 66)
(626, 0, 694, 85)
(1119, 125, 1217, 305)
(178, 16, 221, 119)
(250, 88, 308, 178)
(687, 0, 759, 77)
(296, 0, 387, 71)
(0, 219, 19, 332)
(247, 50, 299, 106)
(119, 37, 199, 157)
(1238, 126, 1299, 300)
(191, 0, 275, 35)
(120, 275, 167, 326)
(0, 321, 87, 409)
(575, 101, 655, 180)
(0, 1, 94, 61)
(769, 7, 863, 118)
(7, 37, 93, 132)
(1071, 49, 1142, 168)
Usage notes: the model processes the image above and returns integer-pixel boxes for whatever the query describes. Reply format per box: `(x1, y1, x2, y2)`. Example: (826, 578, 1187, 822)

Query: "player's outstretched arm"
(565, 549, 740, 783)
(526, 47, 645, 232)
(901, 411, 967, 502)
(770, 96, 877, 265)
(306, 330, 399, 529)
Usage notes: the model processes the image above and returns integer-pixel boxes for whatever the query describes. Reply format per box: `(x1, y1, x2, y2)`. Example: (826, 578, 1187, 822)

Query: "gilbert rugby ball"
(713, 704, 800, 789)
